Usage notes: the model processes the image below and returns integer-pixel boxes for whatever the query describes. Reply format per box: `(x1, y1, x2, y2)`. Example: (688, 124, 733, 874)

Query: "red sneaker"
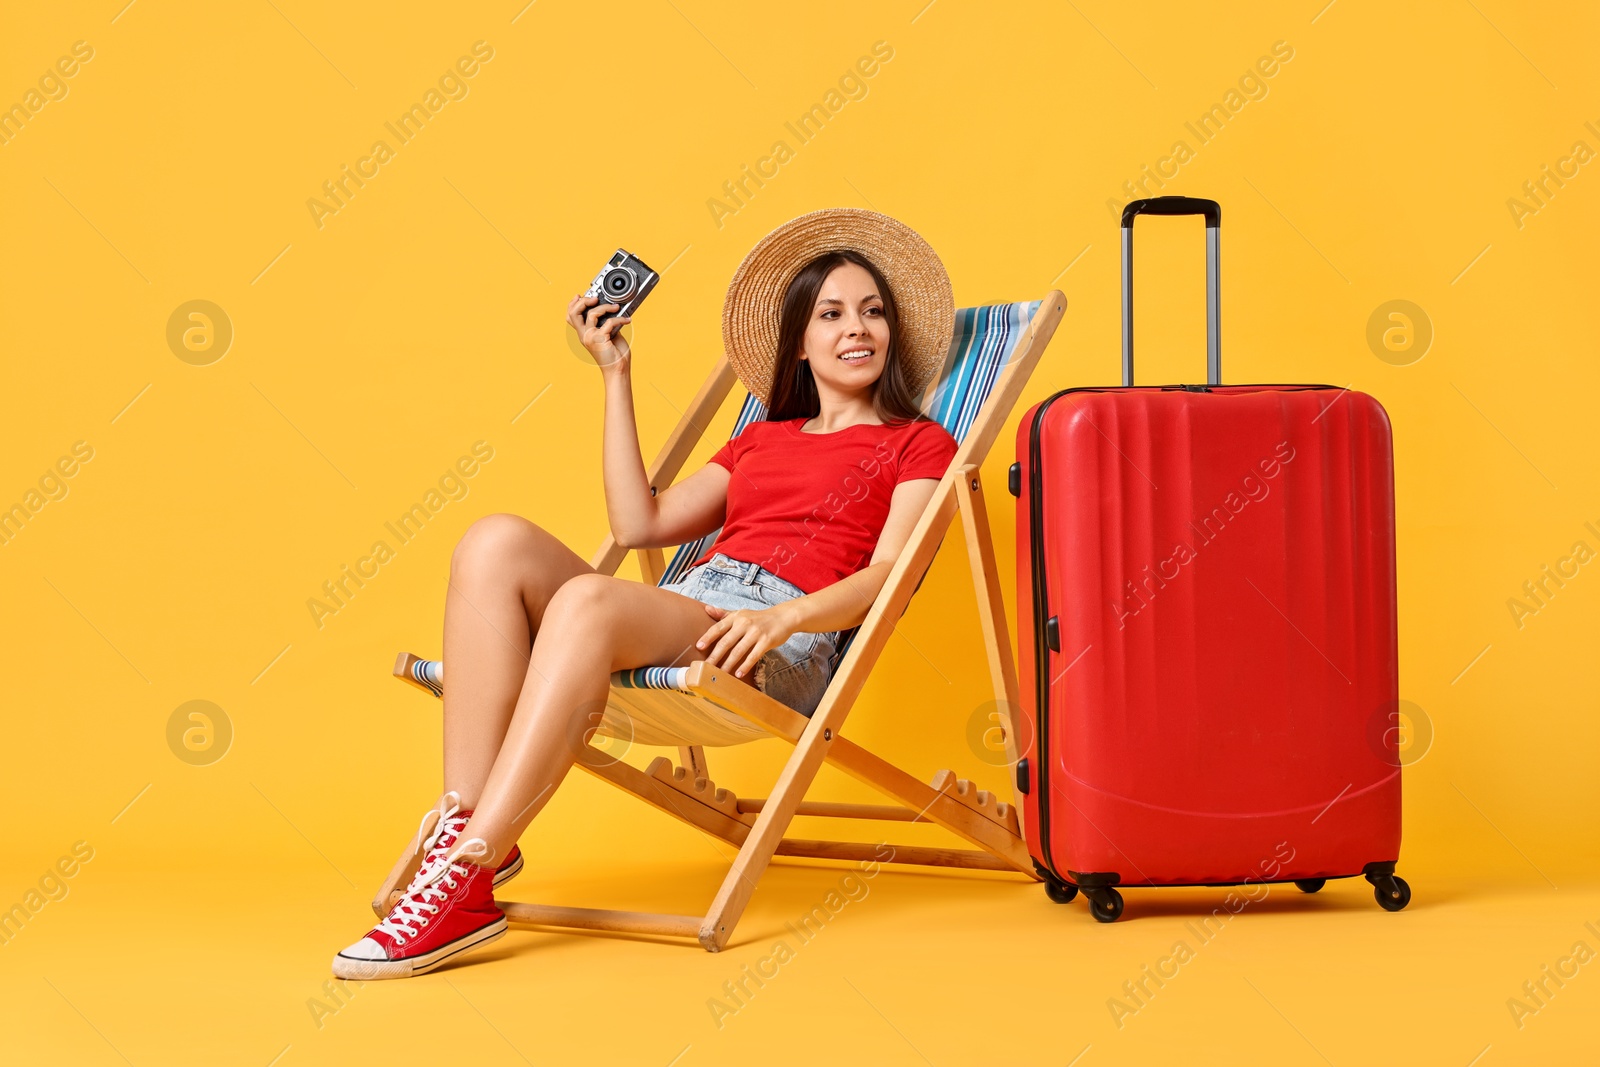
(414, 792, 523, 891)
(334, 837, 506, 980)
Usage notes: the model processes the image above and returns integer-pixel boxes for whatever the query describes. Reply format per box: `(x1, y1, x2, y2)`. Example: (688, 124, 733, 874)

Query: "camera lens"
(602, 267, 636, 301)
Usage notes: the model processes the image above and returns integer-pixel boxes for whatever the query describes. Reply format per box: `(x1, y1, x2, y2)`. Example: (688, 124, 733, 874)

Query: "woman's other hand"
(694, 603, 799, 680)
(566, 294, 632, 372)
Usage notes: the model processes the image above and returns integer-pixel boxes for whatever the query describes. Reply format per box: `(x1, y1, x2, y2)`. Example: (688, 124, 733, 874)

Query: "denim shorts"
(660, 552, 842, 717)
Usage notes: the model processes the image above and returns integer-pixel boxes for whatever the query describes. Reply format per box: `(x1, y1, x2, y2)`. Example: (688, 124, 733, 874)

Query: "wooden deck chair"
(378, 292, 1067, 951)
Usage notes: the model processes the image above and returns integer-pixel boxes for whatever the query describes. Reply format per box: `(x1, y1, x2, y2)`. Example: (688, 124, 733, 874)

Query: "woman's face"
(798, 262, 892, 396)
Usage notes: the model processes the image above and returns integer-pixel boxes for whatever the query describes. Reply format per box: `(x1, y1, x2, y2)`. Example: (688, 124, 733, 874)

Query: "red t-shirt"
(691, 416, 959, 595)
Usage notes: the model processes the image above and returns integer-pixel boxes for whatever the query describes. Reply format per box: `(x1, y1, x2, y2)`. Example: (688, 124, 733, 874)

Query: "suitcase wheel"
(1084, 886, 1124, 923)
(1293, 878, 1326, 894)
(1044, 878, 1078, 904)
(1369, 873, 1411, 912)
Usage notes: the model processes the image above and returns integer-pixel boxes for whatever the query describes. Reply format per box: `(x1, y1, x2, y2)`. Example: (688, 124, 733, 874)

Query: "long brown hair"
(765, 250, 928, 425)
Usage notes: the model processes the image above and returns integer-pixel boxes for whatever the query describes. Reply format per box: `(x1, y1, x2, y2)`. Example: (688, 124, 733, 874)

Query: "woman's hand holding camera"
(695, 603, 800, 681)
(566, 294, 632, 373)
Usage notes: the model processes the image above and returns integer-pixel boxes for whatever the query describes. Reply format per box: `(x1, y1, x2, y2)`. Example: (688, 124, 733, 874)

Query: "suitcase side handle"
(1120, 196, 1221, 388)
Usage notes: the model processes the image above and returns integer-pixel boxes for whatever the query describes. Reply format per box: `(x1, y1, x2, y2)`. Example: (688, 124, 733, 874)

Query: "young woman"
(333, 208, 960, 980)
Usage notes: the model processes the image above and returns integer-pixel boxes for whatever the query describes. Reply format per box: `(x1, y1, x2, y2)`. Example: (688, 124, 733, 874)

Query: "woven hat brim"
(721, 208, 954, 407)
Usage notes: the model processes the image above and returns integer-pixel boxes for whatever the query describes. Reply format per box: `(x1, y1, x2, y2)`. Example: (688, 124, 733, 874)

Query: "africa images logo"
(1112, 441, 1296, 629)
(756, 436, 899, 576)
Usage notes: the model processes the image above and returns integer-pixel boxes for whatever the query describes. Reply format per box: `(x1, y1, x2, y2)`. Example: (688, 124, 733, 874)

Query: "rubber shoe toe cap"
(338, 936, 390, 962)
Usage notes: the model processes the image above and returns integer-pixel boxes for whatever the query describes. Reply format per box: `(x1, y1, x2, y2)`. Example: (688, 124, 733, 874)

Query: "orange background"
(2, 1, 1596, 1063)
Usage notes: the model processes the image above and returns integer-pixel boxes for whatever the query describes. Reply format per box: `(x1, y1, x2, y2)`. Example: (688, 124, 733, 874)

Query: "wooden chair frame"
(375, 293, 1066, 951)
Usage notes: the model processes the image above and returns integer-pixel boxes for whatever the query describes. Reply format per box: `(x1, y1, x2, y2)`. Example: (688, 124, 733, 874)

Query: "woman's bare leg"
(454, 573, 718, 860)
(442, 514, 596, 808)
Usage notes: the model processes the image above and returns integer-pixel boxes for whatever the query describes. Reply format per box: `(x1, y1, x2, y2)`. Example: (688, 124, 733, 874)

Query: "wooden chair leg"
(954, 467, 1029, 820)
(696, 716, 836, 951)
(370, 821, 429, 917)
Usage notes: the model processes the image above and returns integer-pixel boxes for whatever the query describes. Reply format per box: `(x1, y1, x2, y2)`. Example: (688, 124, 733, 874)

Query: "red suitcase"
(1010, 197, 1408, 922)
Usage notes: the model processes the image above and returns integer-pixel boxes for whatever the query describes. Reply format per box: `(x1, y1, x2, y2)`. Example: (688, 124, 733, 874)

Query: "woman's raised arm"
(568, 294, 729, 551)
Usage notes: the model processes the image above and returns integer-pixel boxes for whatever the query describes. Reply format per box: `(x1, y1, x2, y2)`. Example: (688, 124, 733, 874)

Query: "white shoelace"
(375, 837, 491, 945)
(405, 792, 468, 894)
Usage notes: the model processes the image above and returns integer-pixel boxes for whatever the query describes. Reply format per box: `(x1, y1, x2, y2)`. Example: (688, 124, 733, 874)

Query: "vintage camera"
(583, 249, 659, 328)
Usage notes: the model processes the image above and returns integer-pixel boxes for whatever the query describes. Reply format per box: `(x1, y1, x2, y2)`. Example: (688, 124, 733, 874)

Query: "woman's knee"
(541, 573, 617, 628)
(451, 513, 544, 576)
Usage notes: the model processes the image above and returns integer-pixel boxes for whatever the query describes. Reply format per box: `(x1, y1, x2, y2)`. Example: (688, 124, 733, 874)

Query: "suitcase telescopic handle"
(1120, 196, 1221, 387)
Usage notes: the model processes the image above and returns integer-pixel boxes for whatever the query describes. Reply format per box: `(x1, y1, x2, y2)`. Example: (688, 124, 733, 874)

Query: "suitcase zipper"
(1025, 385, 1128, 884)
(1025, 387, 1088, 885)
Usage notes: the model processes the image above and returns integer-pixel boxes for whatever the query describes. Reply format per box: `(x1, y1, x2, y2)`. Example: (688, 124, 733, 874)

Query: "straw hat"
(721, 208, 954, 406)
